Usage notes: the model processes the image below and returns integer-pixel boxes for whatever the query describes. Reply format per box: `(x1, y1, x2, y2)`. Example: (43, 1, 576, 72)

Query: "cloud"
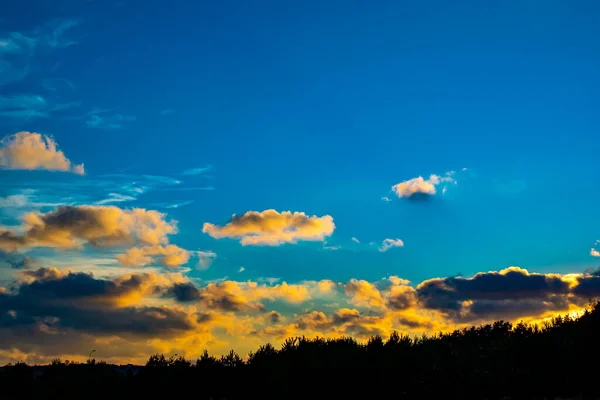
(238, 266, 245, 273)
(379, 238, 404, 252)
(197, 250, 217, 270)
(344, 279, 385, 308)
(117, 245, 190, 267)
(182, 165, 212, 176)
(0, 205, 190, 268)
(416, 267, 576, 321)
(95, 193, 137, 205)
(159, 108, 175, 115)
(85, 108, 135, 129)
(164, 280, 310, 312)
(0, 132, 84, 174)
(0, 19, 79, 86)
(0, 268, 200, 340)
(591, 248, 600, 257)
(381, 196, 392, 202)
(203, 209, 335, 246)
(392, 171, 456, 199)
(164, 201, 195, 209)
(0, 94, 81, 120)
(0, 264, 598, 364)
(351, 237, 360, 244)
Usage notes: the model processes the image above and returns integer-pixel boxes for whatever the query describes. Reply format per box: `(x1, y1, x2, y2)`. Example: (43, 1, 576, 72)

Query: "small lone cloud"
(197, 250, 217, 270)
(238, 266, 245, 273)
(159, 108, 175, 115)
(392, 171, 456, 200)
(351, 237, 360, 244)
(381, 196, 392, 202)
(591, 248, 600, 257)
(182, 165, 212, 176)
(379, 238, 404, 252)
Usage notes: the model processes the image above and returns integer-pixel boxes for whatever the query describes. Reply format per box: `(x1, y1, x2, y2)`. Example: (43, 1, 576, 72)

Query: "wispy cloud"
(182, 165, 212, 176)
(42, 78, 76, 92)
(159, 108, 175, 115)
(95, 193, 136, 205)
(0, 94, 80, 120)
(85, 108, 136, 129)
(379, 238, 404, 252)
(0, 19, 80, 86)
(351, 237, 360, 244)
(164, 201, 195, 209)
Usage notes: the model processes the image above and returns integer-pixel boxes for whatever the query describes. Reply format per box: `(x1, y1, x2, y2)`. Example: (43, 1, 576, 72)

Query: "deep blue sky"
(2, 0, 599, 285)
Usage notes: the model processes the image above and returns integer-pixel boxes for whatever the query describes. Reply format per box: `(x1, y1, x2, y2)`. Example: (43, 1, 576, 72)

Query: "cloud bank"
(0, 264, 597, 364)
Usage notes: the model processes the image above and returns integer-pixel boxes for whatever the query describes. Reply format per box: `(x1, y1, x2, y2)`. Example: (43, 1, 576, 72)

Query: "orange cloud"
(0, 131, 84, 174)
(344, 279, 385, 309)
(202, 209, 335, 246)
(0, 205, 188, 267)
(117, 245, 190, 267)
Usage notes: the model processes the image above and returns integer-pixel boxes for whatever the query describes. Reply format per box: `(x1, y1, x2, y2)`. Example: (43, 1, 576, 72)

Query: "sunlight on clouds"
(1, 265, 599, 364)
(379, 238, 404, 252)
(0, 132, 84, 174)
(0, 205, 192, 268)
(117, 245, 190, 267)
(203, 209, 335, 246)
(392, 171, 455, 198)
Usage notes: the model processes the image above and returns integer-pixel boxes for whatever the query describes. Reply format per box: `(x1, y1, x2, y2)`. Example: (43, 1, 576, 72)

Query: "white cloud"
(197, 250, 217, 270)
(351, 237, 360, 244)
(182, 165, 212, 176)
(379, 238, 404, 252)
(591, 248, 600, 257)
(85, 110, 136, 129)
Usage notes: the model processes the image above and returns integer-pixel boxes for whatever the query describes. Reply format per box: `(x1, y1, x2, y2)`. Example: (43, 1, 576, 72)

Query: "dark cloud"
(417, 268, 572, 320)
(0, 252, 35, 269)
(572, 270, 600, 299)
(165, 282, 202, 302)
(0, 268, 199, 338)
(164, 281, 266, 312)
(267, 311, 282, 323)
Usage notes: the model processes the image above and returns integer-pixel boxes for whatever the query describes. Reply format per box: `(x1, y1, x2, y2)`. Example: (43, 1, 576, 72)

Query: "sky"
(0, 0, 599, 365)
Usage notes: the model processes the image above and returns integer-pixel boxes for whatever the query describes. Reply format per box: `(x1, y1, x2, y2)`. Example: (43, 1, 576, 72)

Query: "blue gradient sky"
(2, 0, 599, 285)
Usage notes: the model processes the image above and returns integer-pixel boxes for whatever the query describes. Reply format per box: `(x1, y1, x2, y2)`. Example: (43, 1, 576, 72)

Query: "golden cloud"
(0, 132, 84, 174)
(0, 205, 188, 268)
(1, 265, 598, 365)
(117, 245, 190, 267)
(202, 209, 335, 246)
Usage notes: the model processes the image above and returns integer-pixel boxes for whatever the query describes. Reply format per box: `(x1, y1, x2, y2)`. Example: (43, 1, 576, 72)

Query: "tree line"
(2, 303, 600, 399)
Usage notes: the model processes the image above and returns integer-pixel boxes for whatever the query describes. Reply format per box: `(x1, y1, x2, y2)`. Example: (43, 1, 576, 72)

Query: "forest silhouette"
(2, 302, 600, 400)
